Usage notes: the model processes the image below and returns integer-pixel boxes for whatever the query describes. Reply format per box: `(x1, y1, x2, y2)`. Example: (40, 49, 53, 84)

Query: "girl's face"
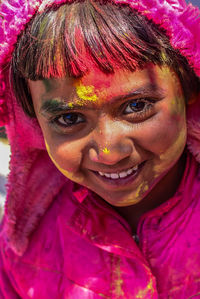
(29, 64, 187, 207)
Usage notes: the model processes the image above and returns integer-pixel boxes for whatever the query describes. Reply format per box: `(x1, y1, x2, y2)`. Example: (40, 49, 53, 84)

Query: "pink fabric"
(0, 0, 200, 298)
(0, 0, 199, 257)
(0, 153, 200, 298)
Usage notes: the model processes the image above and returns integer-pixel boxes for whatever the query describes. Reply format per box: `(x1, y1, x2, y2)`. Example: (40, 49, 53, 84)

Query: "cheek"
(44, 140, 84, 183)
(151, 107, 186, 176)
(157, 102, 187, 160)
(153, 126, 187, 175)
(139, 102, 186, 155)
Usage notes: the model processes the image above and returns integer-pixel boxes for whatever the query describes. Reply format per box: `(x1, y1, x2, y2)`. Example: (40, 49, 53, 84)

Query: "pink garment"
(0, 152, 200, 298)
(0, 0, 200, 298)
(0, 0, 199, 255)
(0, 0, 199, 257)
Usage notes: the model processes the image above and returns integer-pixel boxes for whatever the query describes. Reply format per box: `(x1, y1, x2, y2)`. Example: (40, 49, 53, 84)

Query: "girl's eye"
(54, 113, 85, 127)
(123, 99, 154, 115)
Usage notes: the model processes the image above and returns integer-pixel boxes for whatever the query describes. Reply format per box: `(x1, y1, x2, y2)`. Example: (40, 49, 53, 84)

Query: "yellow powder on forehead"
(68, 102, 74, 108)
(75, 82, 98, 103)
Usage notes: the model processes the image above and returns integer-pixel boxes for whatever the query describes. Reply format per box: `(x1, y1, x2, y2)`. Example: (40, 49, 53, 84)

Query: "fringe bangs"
(13, 2, 172, 80)
(10, 0, 200, 116)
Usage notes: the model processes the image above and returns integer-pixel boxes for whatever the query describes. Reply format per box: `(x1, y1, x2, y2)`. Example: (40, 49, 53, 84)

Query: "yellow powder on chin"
(135, 182, 144, 199)
(134, 181, 149, 202)
(115, 181, 149, 207)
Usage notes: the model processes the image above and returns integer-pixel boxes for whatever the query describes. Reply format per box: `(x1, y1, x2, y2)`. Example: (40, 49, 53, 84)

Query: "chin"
(101, 192, 144, 207)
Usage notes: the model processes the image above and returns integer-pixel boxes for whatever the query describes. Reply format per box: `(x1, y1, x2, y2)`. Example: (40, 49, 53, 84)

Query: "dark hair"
(11, 0, 200, 117)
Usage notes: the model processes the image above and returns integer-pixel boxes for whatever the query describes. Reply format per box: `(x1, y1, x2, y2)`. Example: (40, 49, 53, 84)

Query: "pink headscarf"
(0, 0, 200, 255)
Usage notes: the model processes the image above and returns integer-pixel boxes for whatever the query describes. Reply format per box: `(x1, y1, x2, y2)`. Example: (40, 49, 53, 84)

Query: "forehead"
(28, 64, 179, 106)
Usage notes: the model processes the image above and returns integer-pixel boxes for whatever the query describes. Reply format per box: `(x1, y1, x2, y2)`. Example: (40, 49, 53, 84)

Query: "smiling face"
(29, 64, 187, 207)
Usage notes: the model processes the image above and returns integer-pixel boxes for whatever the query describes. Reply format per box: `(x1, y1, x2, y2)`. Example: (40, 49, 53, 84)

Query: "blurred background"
(0, 127, 10, 220)
(187, 0, 199, 6)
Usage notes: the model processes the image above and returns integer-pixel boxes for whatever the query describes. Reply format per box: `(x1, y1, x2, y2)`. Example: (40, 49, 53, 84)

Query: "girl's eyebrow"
(40, 83, 165, 116)
(40, 99, 82, 115)
(111, 84, 165, 102)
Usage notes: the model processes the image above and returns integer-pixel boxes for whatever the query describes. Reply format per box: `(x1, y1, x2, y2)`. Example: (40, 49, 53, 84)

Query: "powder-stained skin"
(29, 64, 187, 210)
(102, 147, 110, 154)
(75, 83, 98, 103)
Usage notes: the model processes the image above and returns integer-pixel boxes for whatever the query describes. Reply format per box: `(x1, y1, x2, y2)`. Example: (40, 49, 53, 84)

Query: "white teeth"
(98, 165, 139, 180)
(110, 173, 119, 179)
(105, 173, 111, 178)
(132, 165, 138, 171)
(119, 171, 128, 178)
(127, 169, 133, 175)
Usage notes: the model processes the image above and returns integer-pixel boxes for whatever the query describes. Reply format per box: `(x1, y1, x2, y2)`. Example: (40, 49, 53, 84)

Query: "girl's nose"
(89, 145, 132, 165)
(88, 118, 133, 165)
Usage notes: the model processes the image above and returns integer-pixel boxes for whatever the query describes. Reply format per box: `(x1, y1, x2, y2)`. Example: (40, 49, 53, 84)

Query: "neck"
(114, 152, 187, 235)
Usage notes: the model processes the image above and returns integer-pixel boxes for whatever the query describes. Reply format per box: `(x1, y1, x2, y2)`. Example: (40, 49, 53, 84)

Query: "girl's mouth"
(92, 161, 146, 187)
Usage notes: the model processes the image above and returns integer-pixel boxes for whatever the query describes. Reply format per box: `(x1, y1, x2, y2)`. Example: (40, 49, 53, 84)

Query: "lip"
(90, 161, 146, 188)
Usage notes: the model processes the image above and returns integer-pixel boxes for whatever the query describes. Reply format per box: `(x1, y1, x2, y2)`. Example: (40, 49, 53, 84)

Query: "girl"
(0, 0, 200, 297)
